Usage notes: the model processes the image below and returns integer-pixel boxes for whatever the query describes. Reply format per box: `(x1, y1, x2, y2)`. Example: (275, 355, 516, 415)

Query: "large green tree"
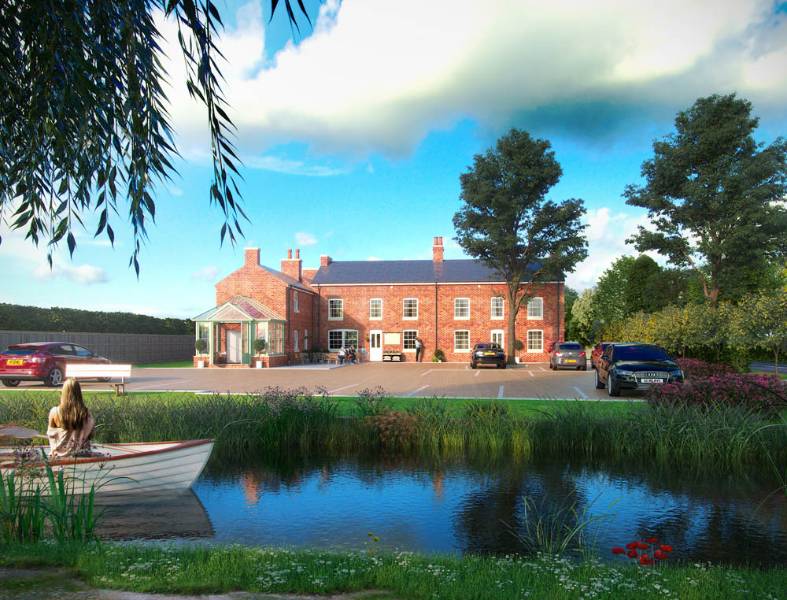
(453, 129, 588, 364)
(0, 0, 307, 273)
(593, 255, 636, 325)
(625, 94, 787, 303)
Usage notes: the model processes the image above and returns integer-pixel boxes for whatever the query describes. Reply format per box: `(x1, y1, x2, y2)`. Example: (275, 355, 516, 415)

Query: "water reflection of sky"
(113, 457, 785, 566)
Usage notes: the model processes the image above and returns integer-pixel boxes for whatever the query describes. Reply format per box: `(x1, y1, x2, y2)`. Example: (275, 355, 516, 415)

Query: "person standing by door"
(415, 337, 424, 362)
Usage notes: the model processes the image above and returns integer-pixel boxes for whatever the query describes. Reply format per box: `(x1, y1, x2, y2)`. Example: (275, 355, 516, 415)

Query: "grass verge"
(133, 360, 194, 369)
(1, 542, 785, 599)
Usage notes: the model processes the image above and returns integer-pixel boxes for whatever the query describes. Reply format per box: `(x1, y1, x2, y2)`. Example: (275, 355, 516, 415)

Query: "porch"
(191, 296, 287, 368)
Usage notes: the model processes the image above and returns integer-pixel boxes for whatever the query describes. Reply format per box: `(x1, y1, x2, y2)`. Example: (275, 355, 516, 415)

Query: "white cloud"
(33, 263, 108, 285)
(191, 265, 219, 281)
(366, 256, 381, 261)
(159, 0, 787, 158)
(245, 154, 347, 176)
(565, 207, 659, 291)
(295, 232, 318, 246)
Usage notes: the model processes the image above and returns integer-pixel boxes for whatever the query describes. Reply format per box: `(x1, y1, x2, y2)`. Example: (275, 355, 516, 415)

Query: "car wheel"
(595, 369, 604, 389)
(607, 372, 620, 397)
(581, 365, 588, 371)
(500, 363, 506, 369)
(470, 362, 477, 369)
(1, 379, 20, 387)
(46, 367, 64, 387)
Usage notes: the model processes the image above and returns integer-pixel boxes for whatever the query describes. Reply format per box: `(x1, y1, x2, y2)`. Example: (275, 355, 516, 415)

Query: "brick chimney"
(281, 248, 302, 282)
(244, 247, 260, 267)
(320, 255, 332, 267)
(432, 236, 444, 263)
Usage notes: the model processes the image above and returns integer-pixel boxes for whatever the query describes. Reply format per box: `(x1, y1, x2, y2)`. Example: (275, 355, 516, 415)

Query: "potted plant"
(253, 338, 267, 368)
(514, 339, 524, 364)
(432, 349, 446, 363)
(195, 339, 208, 368)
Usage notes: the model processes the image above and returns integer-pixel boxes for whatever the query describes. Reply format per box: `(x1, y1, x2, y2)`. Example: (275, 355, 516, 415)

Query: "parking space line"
(420, 369, 434, 377)
(539, 366, 547, 372)
(328, 383, 360, 395)
(497, 385, 504, 398)
(474, 370, 480, 377)
(528, 371, 535, 378)
(572, 386, 588, 399)
(407, 384, 430, 397)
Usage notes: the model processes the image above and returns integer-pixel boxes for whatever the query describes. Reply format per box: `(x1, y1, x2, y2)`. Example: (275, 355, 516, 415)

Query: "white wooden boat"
(0, 440, 214, 496)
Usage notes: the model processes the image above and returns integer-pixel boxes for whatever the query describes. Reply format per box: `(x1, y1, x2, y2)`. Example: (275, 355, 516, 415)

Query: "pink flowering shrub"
(675, 358, 736, 380)
(647, 373, 787, 413)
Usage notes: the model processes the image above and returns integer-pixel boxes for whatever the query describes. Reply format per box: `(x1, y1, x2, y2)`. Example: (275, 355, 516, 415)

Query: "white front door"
(369, 330, 383, 362)
(227, 330, 242, 363)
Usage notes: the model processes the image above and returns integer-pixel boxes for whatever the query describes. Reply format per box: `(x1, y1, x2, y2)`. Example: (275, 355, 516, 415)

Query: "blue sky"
(2, 0, 786, 318)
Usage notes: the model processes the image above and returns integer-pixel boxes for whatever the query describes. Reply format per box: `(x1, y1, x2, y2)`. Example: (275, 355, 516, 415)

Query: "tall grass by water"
(1, 388, 785, 470)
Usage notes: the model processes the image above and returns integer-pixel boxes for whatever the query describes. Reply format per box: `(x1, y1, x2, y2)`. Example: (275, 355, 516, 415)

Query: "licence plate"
(6, 359, 23, 366)
(640, 378, 665, 384)
(565, 359, 576, 363)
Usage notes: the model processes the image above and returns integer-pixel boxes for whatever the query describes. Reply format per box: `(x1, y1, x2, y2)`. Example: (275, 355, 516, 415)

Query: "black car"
(470, 343, 506, 369)
(595, 343, 683, 397)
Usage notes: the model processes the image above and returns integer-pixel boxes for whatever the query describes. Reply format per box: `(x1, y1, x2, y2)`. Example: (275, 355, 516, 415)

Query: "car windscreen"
(614, 346, 670, 361)
(475, 344, 490, 350)
(559, 343, 582, 350)
(3, 347, 36, 355)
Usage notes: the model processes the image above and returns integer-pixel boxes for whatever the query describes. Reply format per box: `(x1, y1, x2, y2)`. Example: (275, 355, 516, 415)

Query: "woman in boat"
(47, 378, 95, 458)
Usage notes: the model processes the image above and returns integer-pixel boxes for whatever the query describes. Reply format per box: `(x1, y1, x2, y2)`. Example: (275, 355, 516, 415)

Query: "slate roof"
(260, 266, 313, 292)
(310, 259, 551, 285)
(192, 296, 286, 322)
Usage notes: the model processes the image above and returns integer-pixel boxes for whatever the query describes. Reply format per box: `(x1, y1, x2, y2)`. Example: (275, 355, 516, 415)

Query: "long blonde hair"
(57, 378, 89, 430)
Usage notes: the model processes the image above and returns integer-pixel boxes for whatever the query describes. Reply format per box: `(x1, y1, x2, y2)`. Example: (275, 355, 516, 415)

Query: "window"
(293, 330, 299, 352)
(197, 323, 210, 344)
(293, 290, 299, 313)
(527, 330, 543, 352)
(403, 298, 418, 320)
(268, 322, 285, 354)
(72, 345, 93, 357)
(527, 297, 544, 320)
(369, 298, 383, 320)
(454, 330, 470, 352)
(403, 330, 418, 351)
(491, 297, 504, 320)
(328, 298, 343, 320)
(328, 329, 358, 351)
(491, 330, 504, 348)
(454, 298, 470, 320)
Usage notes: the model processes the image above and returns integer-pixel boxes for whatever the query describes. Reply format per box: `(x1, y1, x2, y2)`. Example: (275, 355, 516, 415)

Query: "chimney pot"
(287, 249, 293, 259)
(244, 247, 260, 267)
(320, 255, 332, 267)
(295, 248, 300, 259)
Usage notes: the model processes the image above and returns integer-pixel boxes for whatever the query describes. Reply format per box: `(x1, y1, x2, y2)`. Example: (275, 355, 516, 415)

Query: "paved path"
(0, 568, 397, 600)
(7, 362, 642, 400)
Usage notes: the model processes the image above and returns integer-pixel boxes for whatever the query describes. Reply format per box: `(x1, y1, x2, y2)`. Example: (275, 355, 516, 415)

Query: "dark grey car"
(549, 342, 587, 371)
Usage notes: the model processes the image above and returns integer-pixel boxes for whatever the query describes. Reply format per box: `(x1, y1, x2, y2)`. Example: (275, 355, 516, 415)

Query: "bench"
(65, 363, 132, 395)
(382, 352, 404, 362)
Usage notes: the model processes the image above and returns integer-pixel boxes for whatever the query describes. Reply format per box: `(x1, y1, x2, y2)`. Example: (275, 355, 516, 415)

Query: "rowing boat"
(0, 440, 214, 495)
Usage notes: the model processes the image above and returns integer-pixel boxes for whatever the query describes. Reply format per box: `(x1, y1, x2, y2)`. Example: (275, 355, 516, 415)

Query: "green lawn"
(133, 360, 193, 368)
(1, 542, 784, 600)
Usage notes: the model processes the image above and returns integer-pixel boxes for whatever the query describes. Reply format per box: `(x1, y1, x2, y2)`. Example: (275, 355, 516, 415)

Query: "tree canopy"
(453, 129, 587, 363)
(0, 0, 308, 274)
(625, 94, 787, 303)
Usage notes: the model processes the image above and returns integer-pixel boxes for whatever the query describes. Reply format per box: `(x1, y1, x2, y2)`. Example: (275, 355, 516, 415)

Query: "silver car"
(549, 342, 587, 371)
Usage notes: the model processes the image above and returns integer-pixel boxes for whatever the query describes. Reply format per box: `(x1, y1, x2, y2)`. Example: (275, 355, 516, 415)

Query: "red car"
(591, 342, 617, 370)
(0, 342, 110, 387)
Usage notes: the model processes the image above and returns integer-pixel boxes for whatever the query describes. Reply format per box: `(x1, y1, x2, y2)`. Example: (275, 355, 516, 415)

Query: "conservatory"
(191, 296, 286, 367)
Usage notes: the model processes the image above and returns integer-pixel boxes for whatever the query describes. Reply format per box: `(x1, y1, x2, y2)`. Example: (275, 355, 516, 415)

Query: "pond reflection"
(100, 454, 786, 567)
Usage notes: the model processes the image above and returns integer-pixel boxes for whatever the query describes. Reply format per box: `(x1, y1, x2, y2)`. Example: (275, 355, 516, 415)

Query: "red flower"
(645, 537, 658, 544)
(612, 547, 626, 555)
(639, 554, 653, 566)
(627, 550, 638, 559)
(659, 544, 673, 553)
(626, 542, 639, 550)
(654, 550, 667, 560)
(636, 542, 650, 550)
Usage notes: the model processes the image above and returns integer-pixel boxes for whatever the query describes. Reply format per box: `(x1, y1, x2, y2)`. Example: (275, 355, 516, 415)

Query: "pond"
(97, 455, 787, 567)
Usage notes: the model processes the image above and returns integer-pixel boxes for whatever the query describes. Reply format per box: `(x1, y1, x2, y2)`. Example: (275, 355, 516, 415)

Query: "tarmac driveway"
(8, 362, 639, 400)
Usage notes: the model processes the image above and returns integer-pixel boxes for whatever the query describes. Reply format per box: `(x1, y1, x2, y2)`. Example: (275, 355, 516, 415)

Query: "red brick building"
(192, 237, 564, 366)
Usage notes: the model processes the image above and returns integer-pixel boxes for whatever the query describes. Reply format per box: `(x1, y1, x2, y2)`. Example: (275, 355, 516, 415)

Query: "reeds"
(1, 389, 784, 471)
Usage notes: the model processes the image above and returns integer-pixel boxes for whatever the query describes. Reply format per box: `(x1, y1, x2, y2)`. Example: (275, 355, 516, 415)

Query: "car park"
(594, 343, 684, 397)
(0, 342, 110, 387)
(470, 343, 506, 369)
(549, 341, 587, 370)
(590, 342, 617, 370)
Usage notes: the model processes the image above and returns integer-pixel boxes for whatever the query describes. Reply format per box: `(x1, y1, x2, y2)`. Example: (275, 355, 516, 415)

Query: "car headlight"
(615, 369, 636, 381)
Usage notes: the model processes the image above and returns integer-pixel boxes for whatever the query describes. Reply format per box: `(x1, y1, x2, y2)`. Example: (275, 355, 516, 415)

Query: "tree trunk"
(506, 289, 518, 366)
